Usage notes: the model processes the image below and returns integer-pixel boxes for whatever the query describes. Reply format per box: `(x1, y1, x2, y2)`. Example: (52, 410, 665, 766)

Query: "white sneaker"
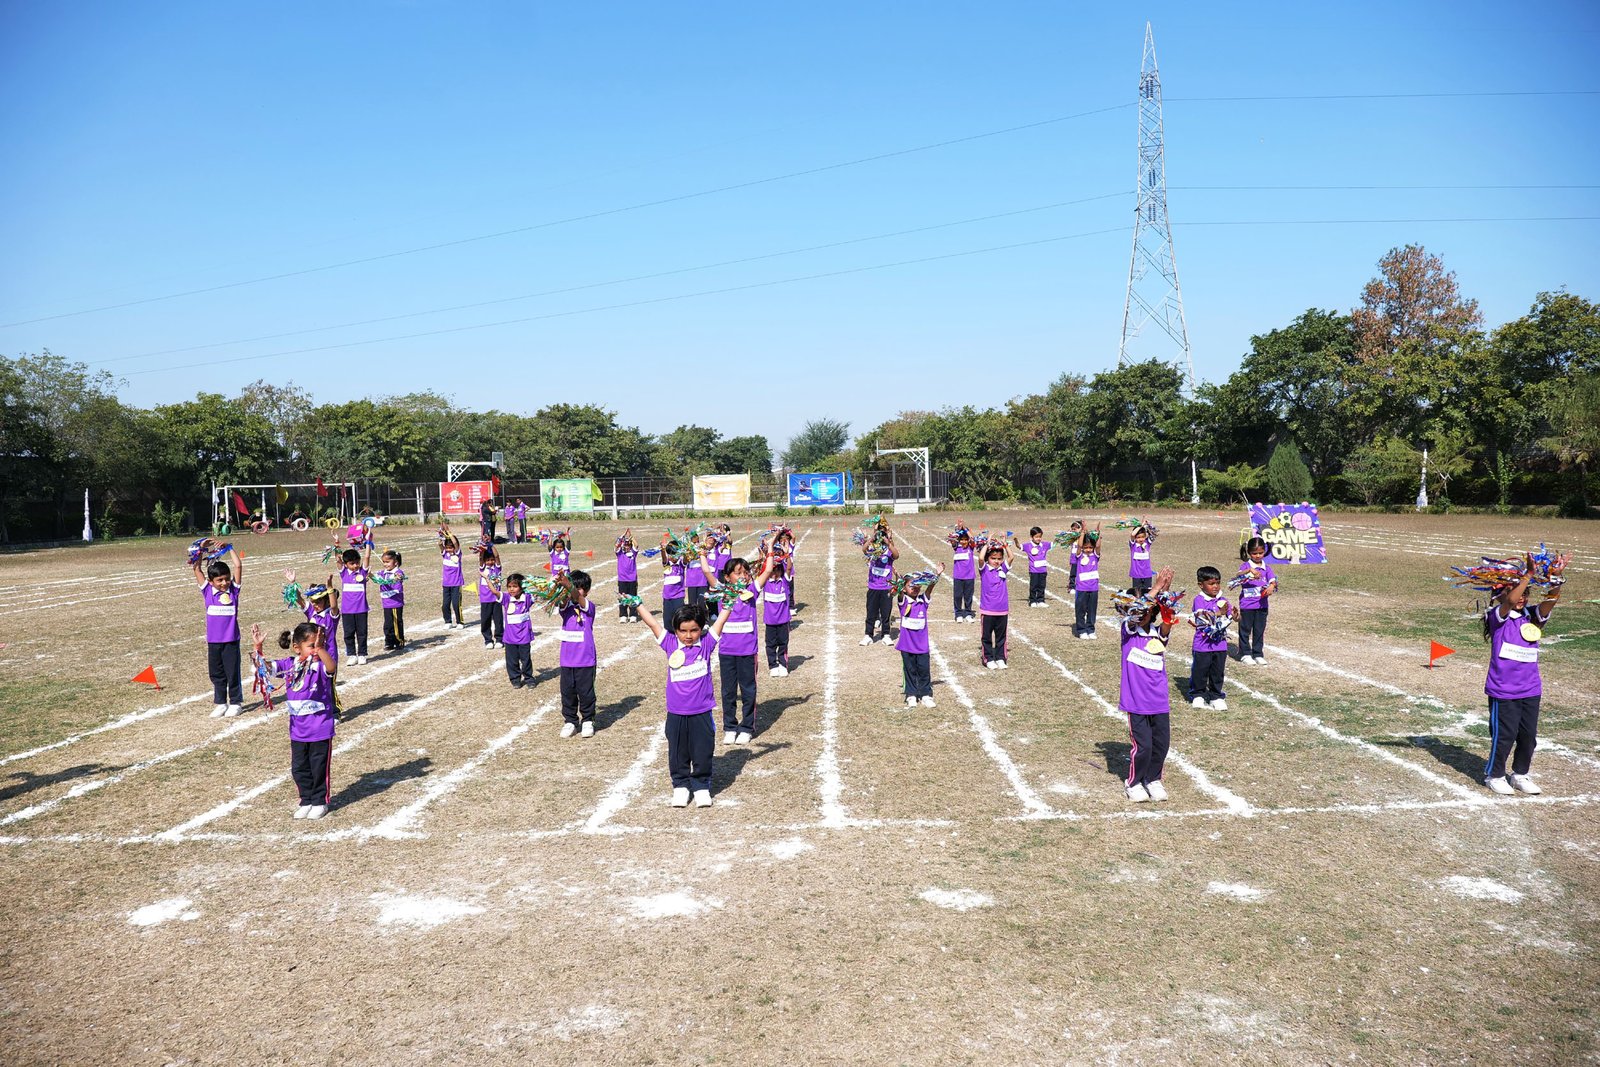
(225, 704, 242, 717)
(211, 704, 227, 717)
(1088, 632, 1099, 640)
(1485, 776, 1515, 796)
(1251, 656, 1265, 665)
(724, 730, 738, 744)
(997, 661, 1008, 670)
(859, 635, 875, 646)
(736, 732, 752, 745)
(921, 696, 936, 708)
(693, 789, 713, 808)
(1508, 774, 1542, 795)
(358, 655, 369, 665)
(1127, 783, 1151, 803)
(304, 805, 327, 820)
(769, 668, 780, 677)
(1191, 697, 1208, 708)
(1076, 634, 1090, 640)
(906, 697, 918, 708)
(293, 805, 311, 819)
(775, 665, 789, 677)
(1210, 698, 1228, 711)
(580, 721, 594, 738)
(1146, 780, 1169, 802)
(494, 642, 504, 649)
(560, 722, 577, 739)
(985, 660, 998, 670)
(671, 787, 690, 808)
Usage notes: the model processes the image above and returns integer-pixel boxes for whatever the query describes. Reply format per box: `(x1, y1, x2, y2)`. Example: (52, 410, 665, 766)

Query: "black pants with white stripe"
(1126, 712, 1170, 788)
(1485, 696, 1540, 780)
(290, 738, 332, 807)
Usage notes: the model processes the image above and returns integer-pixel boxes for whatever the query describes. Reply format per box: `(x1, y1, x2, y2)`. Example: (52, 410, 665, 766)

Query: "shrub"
(1267, 443, 1314, 503)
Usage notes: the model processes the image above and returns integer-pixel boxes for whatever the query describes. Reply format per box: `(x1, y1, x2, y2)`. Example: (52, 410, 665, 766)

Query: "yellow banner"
(692, 474, 750, 510)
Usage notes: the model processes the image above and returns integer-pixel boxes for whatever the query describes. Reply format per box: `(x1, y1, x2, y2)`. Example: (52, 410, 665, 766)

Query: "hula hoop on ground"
(291, 517, 311, 531)
(251, 520, 272, 534)
(323, 517, 340, 529)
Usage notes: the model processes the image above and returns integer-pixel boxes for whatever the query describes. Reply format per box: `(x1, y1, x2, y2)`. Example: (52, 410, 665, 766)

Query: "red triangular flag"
(232, 491, 250, 516)
(583, 550, 594, 558)
(542, 562, 551, 571)
(316, 477, 328, 498)
(1429, 640, 1455, 668)
(132, 665, 160, 688)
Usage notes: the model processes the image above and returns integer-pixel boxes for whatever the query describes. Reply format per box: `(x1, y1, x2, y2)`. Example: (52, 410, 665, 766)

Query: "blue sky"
(2, 1, 1597, 451)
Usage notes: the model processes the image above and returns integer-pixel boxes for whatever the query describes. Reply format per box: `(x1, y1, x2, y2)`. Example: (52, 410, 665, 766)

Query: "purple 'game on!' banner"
(1248, 502, 1328, 565)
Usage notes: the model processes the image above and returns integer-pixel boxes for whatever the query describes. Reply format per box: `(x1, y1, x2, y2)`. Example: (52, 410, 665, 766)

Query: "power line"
(91, 192, 1130, 366)
(1167, 89, 1600, 102)
(0, 103, 1133, 330)
(1174, 184, 1600, 191)
(119, 214, 1600, 380)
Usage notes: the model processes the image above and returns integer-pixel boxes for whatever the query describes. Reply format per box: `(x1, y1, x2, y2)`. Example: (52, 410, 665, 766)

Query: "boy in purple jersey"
(1065, 520, 1084, 590)
(335, 543, 373, 665)
(1015, 527, 1052, 607)
(861, 528, 900, 645)
(1481, 550, 1572, 796)
(500, 573, 535, 689)
(683, 531, 713, 607)
(251, 621, 336, 820)
(377, 550, 407, 652)
(1187, 566, 1233, 710)
(659, 531, 687, 622)
(1119, 566, 1178, 803)
(699, 554, 760, 744)
(285, 570, 340, 673)
(615, 531, 641, 622)
(549, 530, 573, 577)
(949, 530, 977, 622)
(895, 565, 943, 707)
(478, 545, 505, 648)
(758, 549, 793, 676)
(554, 571, 599, 737)
(1071, 525, 1102, 639)
(193, 542, 245, 716)
(638, 601, 732, 808)
(1235, 537, 1279, 664)
(439, 526, 465, 628)
(978, 540, 1014, 668)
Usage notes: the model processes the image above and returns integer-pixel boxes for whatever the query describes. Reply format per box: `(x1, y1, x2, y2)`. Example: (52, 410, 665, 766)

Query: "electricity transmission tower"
(1118, 21, 1195, 393)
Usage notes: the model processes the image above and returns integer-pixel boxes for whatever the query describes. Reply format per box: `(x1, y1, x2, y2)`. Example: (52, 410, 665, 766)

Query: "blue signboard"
(788, 472, 851, 507)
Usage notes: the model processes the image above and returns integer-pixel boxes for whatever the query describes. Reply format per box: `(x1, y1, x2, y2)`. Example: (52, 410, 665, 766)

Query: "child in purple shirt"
(638, 601, 732, 809)
(1128, 524, 1155, 595)
(1071, 525, 1102, 639)
(1480, 549, 1572, 796)
(335, 544, 373, 665)
(555, 571, 599, 738)
(978, 540, 1014, 669)
(501, 573, 535, 689)
(1187, 566, 1233, 710)
(478, 545, 505, 648)
(758, 548, 792, 676)
(615, 530, 640, 622)
(251, 621, 336, 820)
(550, 531, 573, 577)
(861, 527, 900, 645)
(659, 531, 687, 622)
(1118, 566, 1178, 803)
(439, 525, 465, 628)
(192, 542, 245, 716)
(377, 550, 407, 652)
(895, 565, 943, 707)
(683, 531, 714, 607)
(1016, 527, 1052, 607)
(950, 530, 977, 622)
(1234, 537, 1279, 664)
(699, 554, 761, 744)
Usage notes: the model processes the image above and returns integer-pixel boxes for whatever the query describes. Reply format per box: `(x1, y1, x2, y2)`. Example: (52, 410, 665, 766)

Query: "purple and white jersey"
(201, 583, 241, 643)
(661, 562, 686, 600)
(502, 591, 534, 645)
(1119, 621, 1171, 715)
(305, 605, 338, 669)
(1073, 549, 1101, 592)
(866, 553, 894, 591)
(339, 567, 369, 614)
(441, 550, 463, 588)
(377, 568, 405, 608)
(478, 564, 502, 604)
(1485, 606, 1543, 700)
(685, 552, 710, 589)
(558, 601, 598, 668)
(717, 587, 759, 657)
(1190, 593, 1229, 654)
(272, 656, 336, 742)
(896, 596, 930, 655)
(713, 544, 733, 575)
(951, 545, 976, 581)
(979, 564, 1010, 614)
(762, 576, 792, 626)
(550, 549, 571, 576)
(660, 634, 717, 715)
(1023, 540, 1051, 573)
(1237, 560, 1277, 611)
(1129, 540, 1154, 580)
(616, 549, 639, 583)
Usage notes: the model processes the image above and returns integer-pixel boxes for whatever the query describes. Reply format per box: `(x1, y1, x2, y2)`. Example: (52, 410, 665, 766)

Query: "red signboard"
(439, 480, 494, 516)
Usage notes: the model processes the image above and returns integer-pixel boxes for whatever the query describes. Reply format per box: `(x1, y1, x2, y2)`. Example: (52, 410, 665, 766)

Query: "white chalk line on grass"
(816, 527, 847, 827)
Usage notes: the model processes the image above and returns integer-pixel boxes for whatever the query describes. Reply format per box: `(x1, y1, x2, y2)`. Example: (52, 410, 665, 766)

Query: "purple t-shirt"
(1237, 560, 1276, 612)
(440, 551, 463, 589)
(896, 596, 930, 655)
(661, 562, 686, 601)
(273, 656, 336, 742)
(550, 549, 570, 576)
(979, 564, 1010, 614)
(1485, 606, 1543, 700)
(558, 601, 598, 668)
(685, 551, 710, 589)
(951, 545, 976, 581)
(713, 546, 732, 575)
(762, 576, 792, 626)
(377, 568, 405, 608)
(1023, 540, 1051, 573)
(478, 564, 502, 604)
(501, 591, 534, 645)
(1073, 549, 1101, 592)
(866, 553, 895, 592)
(661, 633, 717, 715)
(717, 586, 759, 657)
(1119, 621, 1171, 715)
(616, 549, 638, 582)
(201, 583, 241, 643)
(339, 568, 369, 614)
(305, 605, 338, 669)
(1190, 592, 1229, 654)
(1129, 540, 1154, 580)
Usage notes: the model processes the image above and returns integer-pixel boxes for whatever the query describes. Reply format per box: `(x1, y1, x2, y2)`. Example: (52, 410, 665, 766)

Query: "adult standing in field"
(480, 497, 497, 544)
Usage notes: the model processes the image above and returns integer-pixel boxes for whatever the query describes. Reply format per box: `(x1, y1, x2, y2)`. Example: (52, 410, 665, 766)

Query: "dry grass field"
(1, 509, 1597, 1065)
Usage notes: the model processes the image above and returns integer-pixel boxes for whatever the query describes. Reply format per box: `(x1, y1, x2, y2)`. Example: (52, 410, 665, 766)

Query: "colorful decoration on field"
(1247, 502, 1326, 564)
(187, 538, 232, 566)
(890, 570, 941, 598)
(709, 581, 751, 610)
(525, 575, 573, 614)
(1112, 588, 1186, 622)
(1192, 610, 1232, 645)
(617, 594, 643, 609)
(281, 582, 304, 610)
(1445, 543, 1568, 593)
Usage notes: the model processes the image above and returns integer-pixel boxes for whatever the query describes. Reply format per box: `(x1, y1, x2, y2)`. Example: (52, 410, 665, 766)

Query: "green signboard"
(539, 478, 600, 514)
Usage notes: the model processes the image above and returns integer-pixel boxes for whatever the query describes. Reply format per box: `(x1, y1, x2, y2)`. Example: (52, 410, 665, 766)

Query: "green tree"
(710, 435, 772, 475)
(656, 424, 721, 475)
(782, 418, 850, 471)
(1222, 309, 1358, 477)
(1340, 436, 1421, 505)
(1540, 371, 1600, 513)
(1197, 463, 1266, 504)
(1076, 360, 1187, 489)
(0, 359, 54, 542)
(535, 403, 652, 477)
(293, 400, 427, 485)
(1266, 442, 1314, 503)
(154, 392, 283, 486)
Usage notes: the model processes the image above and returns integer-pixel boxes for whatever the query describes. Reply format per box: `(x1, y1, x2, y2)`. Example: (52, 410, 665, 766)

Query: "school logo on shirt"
(1519, 622, 1542, 643)
(668, 649, 686, 669)
(1145, 638, 1166, 654)
(219, 593, 232, 605)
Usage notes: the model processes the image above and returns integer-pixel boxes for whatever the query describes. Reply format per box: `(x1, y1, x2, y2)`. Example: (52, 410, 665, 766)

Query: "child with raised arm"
(977, 537, 1015, 669)
(637, 601, 732, 808)
(251, 621, 336, 820)
(1016, 527, 1051, 607)
(699, 553, 760, 744)
(615, 530, 641, 623)
(335, 541, 373, 665)
(1071, 525, 1102, 639)
(1118, 566, 1179, 803)
(501, 573, 535, 689)
(861, 524, 900, 645)
(895, 566, 944, 707)
(376, 549, 407, 652)
(439, 524, 465, 628)
(192, 540, 245, 716)
(478, 543, 505, 648)
(554, 570, 599, 738)
(1479, 549, 1573, 796)
(759, 544, 793, 676)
